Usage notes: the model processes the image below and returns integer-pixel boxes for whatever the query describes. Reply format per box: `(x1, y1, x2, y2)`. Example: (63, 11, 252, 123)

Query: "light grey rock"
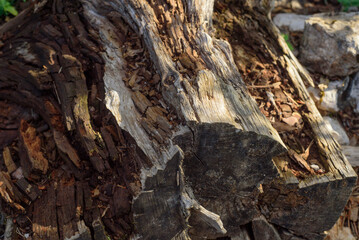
(308, 81, 343, 112)
(323, 116, 350, 146)
(342, 146, 359, 167)
(252, 216, 281, 240)
(307, 86, 321, 102)
(341, 72, 359, 114)
(300, 12, 359, 76)
(320, 87, 339, 112)
(273, 13, 309, 32)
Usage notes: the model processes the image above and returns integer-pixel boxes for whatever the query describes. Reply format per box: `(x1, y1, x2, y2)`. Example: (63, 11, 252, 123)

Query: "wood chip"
(288, 149, 315, 174)
(301, 140, 314, 161)
(282, 116, 299, 127)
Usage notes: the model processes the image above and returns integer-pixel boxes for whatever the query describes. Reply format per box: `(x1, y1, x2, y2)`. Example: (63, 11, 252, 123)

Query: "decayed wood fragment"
(14, 177, 40, 202)
(56, 181, 92, 240)
(19, 120, 48, 177)
(53, 130, 81, 168)
(3, 147, 17, 174)
(0, 171, 24, 211)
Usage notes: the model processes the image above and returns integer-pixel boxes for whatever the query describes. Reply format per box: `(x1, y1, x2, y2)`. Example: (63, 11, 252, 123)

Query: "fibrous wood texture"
(0, 0, 356, 239)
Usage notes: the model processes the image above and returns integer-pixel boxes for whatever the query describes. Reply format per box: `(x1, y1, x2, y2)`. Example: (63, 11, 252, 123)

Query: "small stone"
(342, 146, 359, 167)
(347, 6, 359, 12)
(320, 88, 339, 112)
(310, 164, 320, 171)
(308, 81, 344, 112)
(323, 116, 349, 145)
(340, 72, 359, 114)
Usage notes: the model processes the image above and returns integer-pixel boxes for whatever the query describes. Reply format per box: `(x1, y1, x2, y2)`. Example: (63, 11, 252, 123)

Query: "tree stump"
(0, 0, 356, 239)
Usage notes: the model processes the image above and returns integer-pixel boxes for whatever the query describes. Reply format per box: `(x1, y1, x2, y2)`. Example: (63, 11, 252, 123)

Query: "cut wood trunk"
(0, 0, 355, 240)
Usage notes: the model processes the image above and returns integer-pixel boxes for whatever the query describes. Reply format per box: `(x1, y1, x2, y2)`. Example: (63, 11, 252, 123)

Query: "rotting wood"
(14, 177, 40, 202)
(3, 147, 17, 174)
(0, 172, 25, 211)
(53, 130, 81, 168)
(32, 184, 58, 240)
(19, 120, 48, 178)
(0, 0, 356, 239)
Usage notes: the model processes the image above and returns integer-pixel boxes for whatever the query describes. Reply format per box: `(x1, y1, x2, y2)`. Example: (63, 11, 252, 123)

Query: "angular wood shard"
(19, 120, 48, 176)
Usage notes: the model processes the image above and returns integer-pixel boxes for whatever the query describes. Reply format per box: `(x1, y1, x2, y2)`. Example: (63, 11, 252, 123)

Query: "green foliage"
(338, 0, 359, 11)
(0, 0, 18, 17)
(281, 33, 294, 51)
